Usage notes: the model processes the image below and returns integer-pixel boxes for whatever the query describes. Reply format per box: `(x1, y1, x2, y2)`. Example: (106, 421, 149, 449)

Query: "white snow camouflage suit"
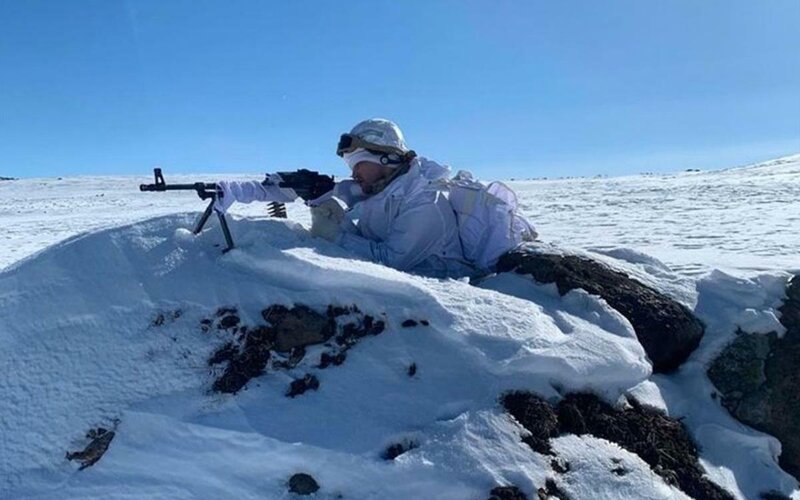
(333, 156, 477, 279)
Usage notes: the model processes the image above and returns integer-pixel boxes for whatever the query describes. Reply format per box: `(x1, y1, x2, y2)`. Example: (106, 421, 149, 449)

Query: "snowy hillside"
(0, 156, 799, 499)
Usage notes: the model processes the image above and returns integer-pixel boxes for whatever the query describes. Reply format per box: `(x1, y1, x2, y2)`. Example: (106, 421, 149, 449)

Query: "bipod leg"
(194, 200, 215, 235)
(194, 199, 235, 253)
(217, 211, 235, 253)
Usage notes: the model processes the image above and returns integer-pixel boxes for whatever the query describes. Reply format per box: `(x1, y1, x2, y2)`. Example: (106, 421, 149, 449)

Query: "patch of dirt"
(66, 425, 117, 470)
(502, 391, 733, 500)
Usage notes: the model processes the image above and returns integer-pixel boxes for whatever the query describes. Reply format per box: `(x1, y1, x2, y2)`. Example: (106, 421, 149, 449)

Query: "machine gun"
(139, 167, 335, 252)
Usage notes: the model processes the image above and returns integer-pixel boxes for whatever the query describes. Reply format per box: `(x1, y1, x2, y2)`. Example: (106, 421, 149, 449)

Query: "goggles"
(336, 133, 404, 158)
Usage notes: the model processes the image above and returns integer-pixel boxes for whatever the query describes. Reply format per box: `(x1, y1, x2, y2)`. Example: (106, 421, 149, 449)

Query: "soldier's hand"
(310, 199, 345, 241)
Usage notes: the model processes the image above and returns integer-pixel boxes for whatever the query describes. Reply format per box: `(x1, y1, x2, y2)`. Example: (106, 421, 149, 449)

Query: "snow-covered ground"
(0, 155, 798, 499)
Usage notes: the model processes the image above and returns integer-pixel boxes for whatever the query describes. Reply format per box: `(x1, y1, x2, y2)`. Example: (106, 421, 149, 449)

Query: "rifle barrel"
(139, 182, 217, 192)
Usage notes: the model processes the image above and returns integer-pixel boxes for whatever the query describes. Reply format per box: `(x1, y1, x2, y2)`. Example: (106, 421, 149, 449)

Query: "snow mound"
(0, 215, 652, 498)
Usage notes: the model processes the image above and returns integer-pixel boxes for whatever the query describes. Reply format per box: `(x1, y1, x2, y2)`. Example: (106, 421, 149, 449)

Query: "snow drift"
(1, 214, 655, 498)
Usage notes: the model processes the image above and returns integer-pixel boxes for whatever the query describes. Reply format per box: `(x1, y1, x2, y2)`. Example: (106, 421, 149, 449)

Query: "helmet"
(336, 118, 414, 160)
(349, 118, 408, 153)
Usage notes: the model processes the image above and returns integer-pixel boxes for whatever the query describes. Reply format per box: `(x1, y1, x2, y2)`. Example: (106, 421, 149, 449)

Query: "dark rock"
(420, 319, 430, 326)
(212, 327, 274, 394)
(611, 465, 629, 476)
(336, 314, 385, 347)
(218, 314, 240, 330)
(262, 305, 335, 352)
(208, 342, 237, 366)
(489, 485, 528, 500)
(537, 479, 569, 500)
(208, 303, 384, 393)
(66, 426, 116, 470)
(550, 457, 570, 474)
(556, 394, 732, 500)
(382, 439, 418, 460)
(288, 473, 319, 495)
(496, 247, 705, 373)
(708, 274, 800, 479)
(407, 363, 417, 377)
(502, 391, 558, 455)
(287, 374, 319, 398)
(761, 491, 792, 500)
(402, 319, 418, 327)
(318, 351, 347, 369)
(215, 307, 237, 317)
(503, 391, 734, 500)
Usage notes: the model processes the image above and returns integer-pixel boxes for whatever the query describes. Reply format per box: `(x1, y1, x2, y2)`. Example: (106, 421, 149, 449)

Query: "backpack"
(445, 170, 538, 270)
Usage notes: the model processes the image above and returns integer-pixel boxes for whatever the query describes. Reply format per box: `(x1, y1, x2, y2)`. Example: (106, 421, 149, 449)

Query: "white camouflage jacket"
(334, 157, 476, 279)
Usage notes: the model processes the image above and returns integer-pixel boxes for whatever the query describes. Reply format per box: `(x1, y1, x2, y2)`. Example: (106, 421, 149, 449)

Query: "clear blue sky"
(1, 0, 798, 179)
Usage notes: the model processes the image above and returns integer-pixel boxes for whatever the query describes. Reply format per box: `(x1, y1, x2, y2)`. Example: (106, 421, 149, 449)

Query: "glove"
(310, 199, 345, 241)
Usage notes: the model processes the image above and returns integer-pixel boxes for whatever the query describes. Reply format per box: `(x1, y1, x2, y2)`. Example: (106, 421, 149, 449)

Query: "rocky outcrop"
(206, 304, 385, 394)
(502, 391, 733, 500)
(287, 473, 319, 495)
(66, 425, 117, 470)
(496, 248, 704, 373)
(708, 274, 800, 479)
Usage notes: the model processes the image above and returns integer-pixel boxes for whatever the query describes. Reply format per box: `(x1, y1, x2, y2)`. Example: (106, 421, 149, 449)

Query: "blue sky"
(1, 1, 798, 179)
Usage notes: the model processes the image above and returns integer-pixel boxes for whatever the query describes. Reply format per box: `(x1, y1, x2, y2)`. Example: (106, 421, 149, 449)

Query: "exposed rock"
(550, 457, 570, 474)
(708, 274, 800, 479)
(66, 426, 116, 470)
(489, 485, 528, 500)
(318, 351, 347, 369)
(407, 363, 417, 377)
(286, 374, 319, 398)
(262, 304, 335, 352)
(496, 248, 705, 372)
(760, 491, 792, 500)
(382, 438, 418, 460)
(502, 391, 733, 500)
(537, 479, 569, 500)
(206, 303, 386, 394)
(401, 319, 418, 327)
(501, 392, 558, 455)
(335, 313, 385, 348)
(150, 309, 182, 327)
(218, 313, 240, 330)
(288, 472, 319, 495)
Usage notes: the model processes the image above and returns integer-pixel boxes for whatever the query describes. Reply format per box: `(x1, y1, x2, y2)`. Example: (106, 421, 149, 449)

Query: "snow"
(1, 155, 799, 499)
